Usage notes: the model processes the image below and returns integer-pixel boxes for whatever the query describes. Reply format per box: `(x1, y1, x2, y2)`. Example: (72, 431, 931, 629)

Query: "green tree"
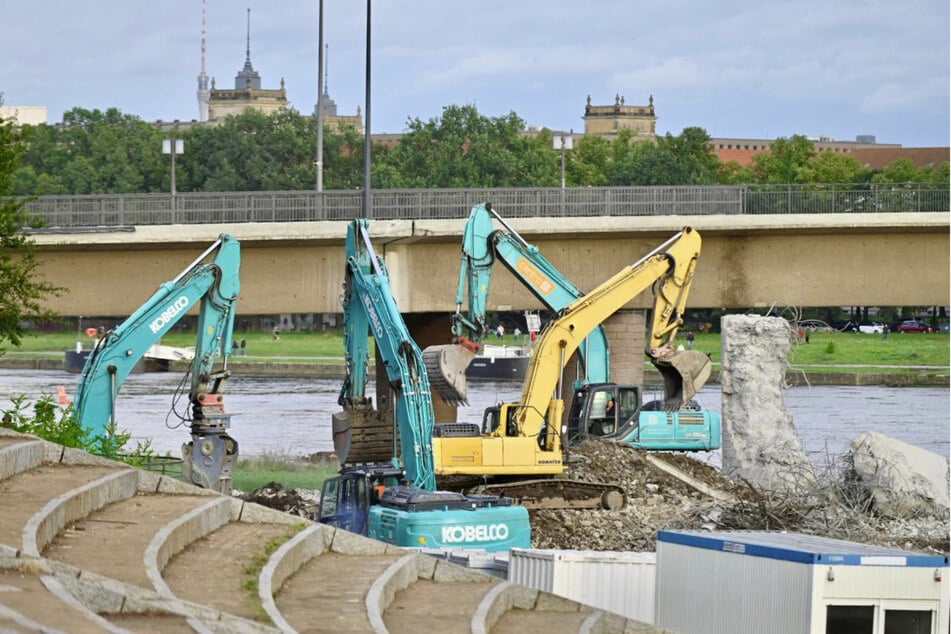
(872, 158, 949, 185)
(377, 104, 551, 188)
(14, 108, 166, 195)
(0, 108, 63, 350)
(749, 135, 816, 183)
(184, 109, 320, 192)
(603, 127, 721, 186)
(796, 151, 869, 183)
(569, 134, 611, 186)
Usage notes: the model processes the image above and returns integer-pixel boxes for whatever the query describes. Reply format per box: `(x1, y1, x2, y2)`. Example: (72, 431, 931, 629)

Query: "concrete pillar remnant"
(719, 314, 815, 493)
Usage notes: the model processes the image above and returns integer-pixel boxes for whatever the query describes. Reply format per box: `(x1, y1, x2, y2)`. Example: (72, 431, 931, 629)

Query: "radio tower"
(196, 0, 210, 121)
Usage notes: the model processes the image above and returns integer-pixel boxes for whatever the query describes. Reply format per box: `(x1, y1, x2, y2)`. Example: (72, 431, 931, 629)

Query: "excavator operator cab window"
(482, 406, 501, 434)
(588, 390, 617, 437)
(615, 387, 640, 422)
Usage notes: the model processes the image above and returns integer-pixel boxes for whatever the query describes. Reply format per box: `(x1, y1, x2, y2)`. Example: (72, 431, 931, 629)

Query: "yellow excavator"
(429, 227, 717, 509)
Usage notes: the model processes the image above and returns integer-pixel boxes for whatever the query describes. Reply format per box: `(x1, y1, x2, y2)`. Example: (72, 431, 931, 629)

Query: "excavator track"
(467, 478, 627, 511)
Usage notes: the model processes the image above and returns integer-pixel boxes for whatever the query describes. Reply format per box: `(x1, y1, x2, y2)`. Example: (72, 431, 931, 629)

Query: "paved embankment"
(0, 428, 667, 633)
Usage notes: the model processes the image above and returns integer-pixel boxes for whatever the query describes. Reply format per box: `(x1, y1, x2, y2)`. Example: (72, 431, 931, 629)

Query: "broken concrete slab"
(849, 431, 950, 520)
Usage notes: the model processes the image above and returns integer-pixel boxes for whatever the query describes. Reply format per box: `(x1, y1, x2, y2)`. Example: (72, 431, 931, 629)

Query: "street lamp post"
(162, 138, 184, 196)
(554, 130, 573, 189)
(315, 0, 324, 193)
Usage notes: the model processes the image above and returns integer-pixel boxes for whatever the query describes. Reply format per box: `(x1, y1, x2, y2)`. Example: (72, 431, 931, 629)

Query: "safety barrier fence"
(20, 183, 948, 228)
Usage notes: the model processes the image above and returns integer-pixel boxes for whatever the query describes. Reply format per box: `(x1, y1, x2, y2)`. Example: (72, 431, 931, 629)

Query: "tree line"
(6, 104, 948, 196)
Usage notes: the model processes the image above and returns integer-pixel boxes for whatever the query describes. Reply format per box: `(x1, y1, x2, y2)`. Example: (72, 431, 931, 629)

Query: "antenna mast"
(197, 0, 210, 121)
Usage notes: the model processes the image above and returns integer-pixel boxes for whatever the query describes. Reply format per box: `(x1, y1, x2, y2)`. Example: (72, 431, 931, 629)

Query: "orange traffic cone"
(57, 386, 72, 405)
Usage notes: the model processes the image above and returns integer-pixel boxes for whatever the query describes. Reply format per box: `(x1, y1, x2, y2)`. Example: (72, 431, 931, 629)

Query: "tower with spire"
(207, 8, 287, 122)
(312, 45, 363, 133)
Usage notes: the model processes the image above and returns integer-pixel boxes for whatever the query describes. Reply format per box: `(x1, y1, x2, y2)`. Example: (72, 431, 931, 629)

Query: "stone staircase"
(0, 428, 671, 633)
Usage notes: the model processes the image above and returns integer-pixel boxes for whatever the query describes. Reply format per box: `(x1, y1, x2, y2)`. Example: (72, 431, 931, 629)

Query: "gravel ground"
(242, 440, 949, 555)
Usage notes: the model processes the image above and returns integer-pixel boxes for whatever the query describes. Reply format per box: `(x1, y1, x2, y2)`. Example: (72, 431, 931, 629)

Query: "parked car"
(831, 320, 859, 332)
(896, 319, 933, 333)
(798, 319, 833, 332)
(940, 323, 950, 334)
(857, 322, 884, 334)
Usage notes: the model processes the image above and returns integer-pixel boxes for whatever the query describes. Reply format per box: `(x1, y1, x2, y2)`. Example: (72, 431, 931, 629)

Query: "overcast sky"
(2, 1, 948, 147)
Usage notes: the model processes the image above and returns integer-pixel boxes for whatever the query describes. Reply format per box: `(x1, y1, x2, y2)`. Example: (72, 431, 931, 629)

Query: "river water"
(0, 369, 947, 463)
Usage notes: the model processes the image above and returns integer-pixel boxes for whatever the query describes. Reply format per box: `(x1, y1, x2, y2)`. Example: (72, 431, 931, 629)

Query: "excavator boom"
(425, 202, 610, 403)
(517, 228, 707, 434)
(323, 218, 531, 551)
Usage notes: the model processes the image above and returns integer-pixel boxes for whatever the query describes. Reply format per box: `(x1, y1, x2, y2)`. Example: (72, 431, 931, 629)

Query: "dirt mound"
(238, 481, 319, 518)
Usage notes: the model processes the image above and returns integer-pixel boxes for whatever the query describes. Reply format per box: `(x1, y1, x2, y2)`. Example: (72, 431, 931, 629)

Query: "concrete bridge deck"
(32, 212, 950, 317)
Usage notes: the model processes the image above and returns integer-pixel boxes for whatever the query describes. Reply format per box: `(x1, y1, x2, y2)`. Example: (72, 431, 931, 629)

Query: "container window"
(884, 609, 932, 634)
(826, 605, 874, 633)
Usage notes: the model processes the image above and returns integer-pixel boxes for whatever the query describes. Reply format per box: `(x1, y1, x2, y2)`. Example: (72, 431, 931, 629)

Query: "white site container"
(655, 530, 949, 634)
(508, 548, 657, 623)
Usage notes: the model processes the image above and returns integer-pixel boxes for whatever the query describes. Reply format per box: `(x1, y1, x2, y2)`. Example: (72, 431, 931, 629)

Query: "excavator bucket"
(654, 349, 712, 406)
(422, 344, 475, 406)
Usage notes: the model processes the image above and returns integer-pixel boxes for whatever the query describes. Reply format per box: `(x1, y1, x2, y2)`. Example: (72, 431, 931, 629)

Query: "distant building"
(582, 93, 657, 141)
(0, 105, 48, 126)
(849, 146, 950, 170)
(312, 60, 363, 134)
(711, 136, 902, 166)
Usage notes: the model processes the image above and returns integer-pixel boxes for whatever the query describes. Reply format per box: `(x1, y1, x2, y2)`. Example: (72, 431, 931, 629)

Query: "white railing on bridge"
(21, 184, 948, 228)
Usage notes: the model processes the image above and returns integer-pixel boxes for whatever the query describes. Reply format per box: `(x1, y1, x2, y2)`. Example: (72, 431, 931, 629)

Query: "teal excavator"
(424, 202, 610, 405)
(74, 234, 241, 493)
(317, 219, 530, 551)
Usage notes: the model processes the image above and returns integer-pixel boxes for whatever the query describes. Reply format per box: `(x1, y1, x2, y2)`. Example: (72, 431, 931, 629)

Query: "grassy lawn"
(686, 331, 948, 372)
(233, 454, 339, 493)
(7, 330, 356, 362)
(6, 329, 949, 372)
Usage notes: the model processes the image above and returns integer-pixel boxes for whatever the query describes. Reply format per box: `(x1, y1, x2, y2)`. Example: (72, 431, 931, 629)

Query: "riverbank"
(2, 356, 947, 387)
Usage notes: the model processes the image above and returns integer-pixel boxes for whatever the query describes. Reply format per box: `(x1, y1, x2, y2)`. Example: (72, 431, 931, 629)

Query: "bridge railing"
(20, 184, 948, 227)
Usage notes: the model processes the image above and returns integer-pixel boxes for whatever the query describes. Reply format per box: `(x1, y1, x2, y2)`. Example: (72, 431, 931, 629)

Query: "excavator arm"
(426, 202, 611, 403)
(333, 219, 437, 491)
(515, 227, 710, 445)
(73, 234, 241, 492)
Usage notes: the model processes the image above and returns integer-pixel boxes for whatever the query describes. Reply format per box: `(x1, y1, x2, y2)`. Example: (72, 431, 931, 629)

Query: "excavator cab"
(567, 384, 641, 443)
(318, 465, 404, 535)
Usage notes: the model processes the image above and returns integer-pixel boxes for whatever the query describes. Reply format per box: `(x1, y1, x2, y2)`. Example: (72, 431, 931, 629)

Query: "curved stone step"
(41, 492, 212, 588)
(0, 464, 127, 550)
(161, 518, 303, 621)
(36, 555, 281, 634)
(277, 551, 403, 633)
(23, 468, 139, 557)
(0, 563, 119, 633)
(0, 436, 44, 480)
(383, 578, 499, 633)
